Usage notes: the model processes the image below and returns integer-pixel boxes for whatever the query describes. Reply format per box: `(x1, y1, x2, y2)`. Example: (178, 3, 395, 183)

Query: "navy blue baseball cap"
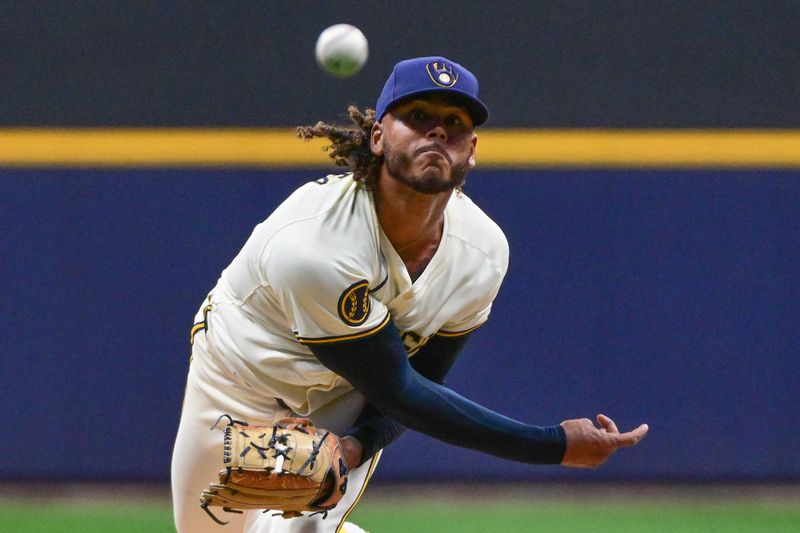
(375, 56, 490, 126)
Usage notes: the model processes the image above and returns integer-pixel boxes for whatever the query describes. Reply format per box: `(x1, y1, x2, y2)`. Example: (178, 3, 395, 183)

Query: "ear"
(370, 121, 384, 157)
(467, 133, 478, 168)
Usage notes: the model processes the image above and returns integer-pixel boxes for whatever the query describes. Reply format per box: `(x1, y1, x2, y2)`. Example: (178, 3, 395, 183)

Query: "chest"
(401, 239, 440, 282)
(370, 244, 480, 354)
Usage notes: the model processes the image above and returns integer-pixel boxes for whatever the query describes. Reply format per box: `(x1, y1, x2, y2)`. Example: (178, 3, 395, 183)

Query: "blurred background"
(2, 1, 799, 531)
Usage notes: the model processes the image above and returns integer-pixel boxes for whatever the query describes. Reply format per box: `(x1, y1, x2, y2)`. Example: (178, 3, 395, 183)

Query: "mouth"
(415, 145, 451, 163)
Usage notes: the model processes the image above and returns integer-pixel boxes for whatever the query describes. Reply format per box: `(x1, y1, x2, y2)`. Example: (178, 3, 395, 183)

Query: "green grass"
(350, 502, 800, 533)
(0, 504, 173, 533)
(1, 500, 799, 532)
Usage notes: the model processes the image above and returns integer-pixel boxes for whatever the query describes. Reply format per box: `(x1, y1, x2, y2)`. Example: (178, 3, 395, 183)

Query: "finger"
(596, 414, 619, 434)
(615, 424, 650, 447)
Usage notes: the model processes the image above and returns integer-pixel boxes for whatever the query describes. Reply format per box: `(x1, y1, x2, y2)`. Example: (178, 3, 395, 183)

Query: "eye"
(444, 114, 463, 127)
(407, 109, 427, 121)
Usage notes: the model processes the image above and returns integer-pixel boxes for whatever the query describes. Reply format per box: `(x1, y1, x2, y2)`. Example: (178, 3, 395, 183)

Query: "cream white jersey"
(193, 173, 508, 416)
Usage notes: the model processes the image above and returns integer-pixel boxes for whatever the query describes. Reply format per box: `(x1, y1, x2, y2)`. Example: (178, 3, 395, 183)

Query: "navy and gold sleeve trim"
(296, 312, 391, 345)
(435, 322, 484, 337)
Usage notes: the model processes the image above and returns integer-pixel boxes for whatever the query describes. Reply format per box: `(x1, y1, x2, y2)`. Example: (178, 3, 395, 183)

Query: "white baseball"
(315, 24, 368, 77)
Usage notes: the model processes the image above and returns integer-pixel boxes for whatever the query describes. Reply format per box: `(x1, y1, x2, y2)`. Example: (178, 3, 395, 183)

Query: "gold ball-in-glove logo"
(337, 280, 370, 326)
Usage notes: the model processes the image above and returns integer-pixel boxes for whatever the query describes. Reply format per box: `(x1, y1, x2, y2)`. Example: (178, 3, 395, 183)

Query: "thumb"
(596, 414, 619, 433)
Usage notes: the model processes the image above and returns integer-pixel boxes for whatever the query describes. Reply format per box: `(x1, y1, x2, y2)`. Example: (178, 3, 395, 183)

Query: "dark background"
(2, 169, 798, 482)
(2, 1, 799, 127)
(1, 1, 798, 483)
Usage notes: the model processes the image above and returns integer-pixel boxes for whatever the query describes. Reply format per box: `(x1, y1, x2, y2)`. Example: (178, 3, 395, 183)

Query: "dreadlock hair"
(296, 105, 382, 189)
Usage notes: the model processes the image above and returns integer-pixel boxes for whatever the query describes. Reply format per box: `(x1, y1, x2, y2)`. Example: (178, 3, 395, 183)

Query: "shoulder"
(263, 175, 380, 283)
(219, 173, 382, 300)
(445, 191, 509, 274)
(267, 172, 363, 225)
(253, 173, 372, 252)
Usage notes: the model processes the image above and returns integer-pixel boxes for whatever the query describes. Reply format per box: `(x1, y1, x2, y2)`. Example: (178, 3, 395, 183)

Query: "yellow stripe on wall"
(0, 128, 329, 167)
(1, 128, 799, 168)
(477, 129, 800, 168)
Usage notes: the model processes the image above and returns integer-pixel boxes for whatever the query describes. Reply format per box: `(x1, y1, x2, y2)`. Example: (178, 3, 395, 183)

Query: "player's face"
(371, 95, 477, 194)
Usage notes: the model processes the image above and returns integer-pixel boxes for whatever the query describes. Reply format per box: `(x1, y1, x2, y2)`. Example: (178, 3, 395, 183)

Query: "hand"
(339, 435, 364, 471)
(560, 414, 649, 468)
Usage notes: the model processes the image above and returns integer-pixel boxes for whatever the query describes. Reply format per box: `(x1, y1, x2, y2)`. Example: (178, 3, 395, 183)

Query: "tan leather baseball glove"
(200, 416, 349, 524)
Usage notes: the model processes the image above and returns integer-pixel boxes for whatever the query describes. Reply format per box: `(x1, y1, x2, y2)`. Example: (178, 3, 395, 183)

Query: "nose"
(426, 122, 447, 141)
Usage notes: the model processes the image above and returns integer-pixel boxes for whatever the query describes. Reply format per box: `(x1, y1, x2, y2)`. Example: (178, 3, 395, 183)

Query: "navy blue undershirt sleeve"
(308, 321, 566, 465)
(341, 333, 471, 464)
(341, 403, 403, 464)
(409, 333, 471, 385)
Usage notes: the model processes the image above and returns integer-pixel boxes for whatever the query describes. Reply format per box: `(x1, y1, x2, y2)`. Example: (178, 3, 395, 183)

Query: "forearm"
(311, 322, 566, 465)
(342, 332, 471, 466)
(343, 403, 405, 465)
(373, 368, 566, 464)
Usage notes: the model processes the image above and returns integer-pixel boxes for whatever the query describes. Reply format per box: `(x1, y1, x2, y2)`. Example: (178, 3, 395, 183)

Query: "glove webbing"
(201, 416, 335, 524)
(297, 431, 330, 474)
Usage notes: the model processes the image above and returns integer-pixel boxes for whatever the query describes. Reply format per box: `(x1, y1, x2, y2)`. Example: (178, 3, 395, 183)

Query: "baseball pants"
(171, 333, 380, 533)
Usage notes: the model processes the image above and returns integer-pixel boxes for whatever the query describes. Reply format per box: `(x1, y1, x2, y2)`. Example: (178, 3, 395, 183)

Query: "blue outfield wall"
(1, 168, 798, 482)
